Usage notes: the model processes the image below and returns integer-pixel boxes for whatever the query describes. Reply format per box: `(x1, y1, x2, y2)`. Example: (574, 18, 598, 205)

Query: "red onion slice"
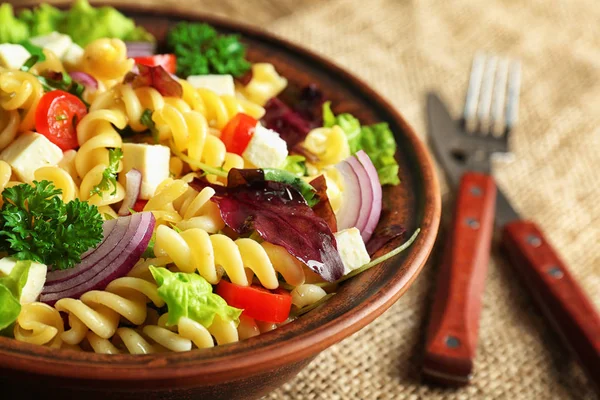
(69, 71, 98, 91)
(46, 217, 130, 284)
(334, 160, 362, 230)
(355, 150, 383, 242)
(40, 212, 155, 305)
(80, 218, 118, 260)
(125, 41, 156, 58)
(346, 156, 373, 234)
(118, 169, 142, 216)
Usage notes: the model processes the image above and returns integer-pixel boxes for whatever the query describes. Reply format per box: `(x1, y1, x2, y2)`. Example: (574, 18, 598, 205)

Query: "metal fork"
(423, 53, 522, 384)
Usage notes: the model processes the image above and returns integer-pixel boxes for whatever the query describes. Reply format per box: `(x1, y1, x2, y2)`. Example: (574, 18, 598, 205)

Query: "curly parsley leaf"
(166, 22, 251, 78)
(90, 148, 123, 198)
(0, 181, 103, 270)
(140, 108, 159, 143)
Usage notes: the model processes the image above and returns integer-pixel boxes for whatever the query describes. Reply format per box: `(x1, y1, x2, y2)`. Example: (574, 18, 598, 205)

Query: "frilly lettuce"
(149, 267, 242, 328)
(0, 0, 154, 47)
(323, 102, 400, 185)
(0, 260, 31, 333)
(0, 4, 29, 44)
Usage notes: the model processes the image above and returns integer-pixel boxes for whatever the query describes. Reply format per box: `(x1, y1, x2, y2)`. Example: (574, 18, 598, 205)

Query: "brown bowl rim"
(0, 3, 441, 384)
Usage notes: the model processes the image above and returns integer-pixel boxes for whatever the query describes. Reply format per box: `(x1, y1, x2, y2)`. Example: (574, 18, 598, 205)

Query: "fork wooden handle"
(501, 221, 600, 390)
(423, 172, 496, 385)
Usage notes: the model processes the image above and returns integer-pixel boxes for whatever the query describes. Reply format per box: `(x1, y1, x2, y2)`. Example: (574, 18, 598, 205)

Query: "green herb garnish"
(0, 181, 104, 270)
(166, 22, 251, 78)
(140, 108, 159, 143)
(90, 148, 123, 198)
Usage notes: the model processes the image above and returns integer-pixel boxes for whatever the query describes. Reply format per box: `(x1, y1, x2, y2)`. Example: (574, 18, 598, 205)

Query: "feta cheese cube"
(0, 257, 47, 304)
(335, 228, 370, 275)
(186, 75, 235, 96)
(29, 32, 73, 59)
(119, 143, 171, 200)
(242, 125, 288, 168)
(0, 44, 31, 70)
(62, 42, 84, 66)
(0, 132, 63, 182)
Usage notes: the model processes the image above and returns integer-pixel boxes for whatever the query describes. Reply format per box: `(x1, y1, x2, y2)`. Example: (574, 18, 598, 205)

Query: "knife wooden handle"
(501, 220, 600, 390)
(423, 172, 496, 385)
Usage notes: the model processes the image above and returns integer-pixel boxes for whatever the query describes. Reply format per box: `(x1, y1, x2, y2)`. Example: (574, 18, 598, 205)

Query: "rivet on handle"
(547, 266, 564, 279)
(526, 234, 542, 247)
(445, 336, 461, 349)
(470, 186, 482, 196)
(465, 217, 480, 229)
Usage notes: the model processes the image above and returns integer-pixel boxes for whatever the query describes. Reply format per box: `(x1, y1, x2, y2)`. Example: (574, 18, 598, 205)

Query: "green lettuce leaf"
(59, 0, 153, 46)
(0, 260, 31, 332)
(359, 123, 400, 185)
(0, 4, 29, 43)
(18, 4, 64, 37)
(322, 102, 400, 185)
(149, 267, 242, 328)
(281, 155, 308, 178)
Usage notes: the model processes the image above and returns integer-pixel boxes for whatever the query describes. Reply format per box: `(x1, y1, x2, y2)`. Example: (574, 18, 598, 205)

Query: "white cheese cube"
(119, 143, 171, 200)
(0, 44, 31, 70)
(62, 42, 84, 66)
(0, 257, 48, 304)
(187, 75, 235, 96)
(335, 228, 370, 275)
(242, 125, 288, 168)
(0, 132, 63, 183)
(29, 32, 73, 59)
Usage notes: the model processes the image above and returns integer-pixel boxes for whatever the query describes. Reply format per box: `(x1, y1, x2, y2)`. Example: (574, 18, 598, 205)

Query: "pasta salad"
(0, 0, 416, 354)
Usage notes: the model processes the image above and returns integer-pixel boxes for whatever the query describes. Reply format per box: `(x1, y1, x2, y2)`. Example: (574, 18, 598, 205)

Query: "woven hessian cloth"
(13, 1, 600, 398)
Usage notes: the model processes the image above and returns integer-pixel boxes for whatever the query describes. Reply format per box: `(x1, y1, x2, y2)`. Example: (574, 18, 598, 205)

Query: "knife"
(424, 91, 600, 389)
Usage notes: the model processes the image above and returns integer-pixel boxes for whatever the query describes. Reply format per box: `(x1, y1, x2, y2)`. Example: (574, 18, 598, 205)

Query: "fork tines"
(462, 52, 521, 138)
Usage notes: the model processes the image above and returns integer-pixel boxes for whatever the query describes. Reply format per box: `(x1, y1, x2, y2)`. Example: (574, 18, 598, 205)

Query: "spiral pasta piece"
(14, 302, 64, 348)
(55, 277, 165, 345)
(154, 225, 305, 288)
(304, 126, 351, 167)
(75, 108, 126, 208)
(171, 186, 225, 233)
(79, 38, 134, 84)
(0, 109, 19, 152)
(85, 328, 155, 355)
(0, 70, 44, 131)
(237, 63, 288, 106)
(34, 166, 79, 202)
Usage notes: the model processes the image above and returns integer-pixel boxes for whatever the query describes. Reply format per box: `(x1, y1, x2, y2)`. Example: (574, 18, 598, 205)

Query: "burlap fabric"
(13, 0, 600, 398)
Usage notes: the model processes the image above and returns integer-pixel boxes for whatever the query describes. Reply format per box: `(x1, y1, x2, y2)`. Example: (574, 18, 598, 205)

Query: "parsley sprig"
(140, 109, 159, 143)
(90, 148, 123, 198)
(0, 180, 104, 270)
(20, 55, 88, 106)
(166, 22, 251, 78)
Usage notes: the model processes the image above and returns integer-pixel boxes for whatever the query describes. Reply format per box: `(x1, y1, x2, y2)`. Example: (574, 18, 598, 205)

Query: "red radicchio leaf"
(309, 175, 337, 233)
(190, 172, 344, 282)
(366, 223, 406, 257)
(262, 97, 312, 148)
(124, 64, 183, 97)
(278, 83, 325, 127)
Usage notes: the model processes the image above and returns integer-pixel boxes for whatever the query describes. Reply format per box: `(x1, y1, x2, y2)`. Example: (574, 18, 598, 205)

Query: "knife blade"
(422, 93, 498, 385)
(425, 93, 600, 391)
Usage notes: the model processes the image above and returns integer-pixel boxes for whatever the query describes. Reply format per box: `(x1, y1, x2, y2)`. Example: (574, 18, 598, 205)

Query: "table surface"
(11, 0, 600, 399)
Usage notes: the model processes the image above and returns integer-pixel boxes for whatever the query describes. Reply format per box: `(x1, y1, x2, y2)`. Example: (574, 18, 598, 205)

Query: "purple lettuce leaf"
(191, 172, 344, 282)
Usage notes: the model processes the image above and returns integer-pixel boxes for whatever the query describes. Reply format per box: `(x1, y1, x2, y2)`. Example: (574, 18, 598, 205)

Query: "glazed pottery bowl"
(0, 5, 441, 400)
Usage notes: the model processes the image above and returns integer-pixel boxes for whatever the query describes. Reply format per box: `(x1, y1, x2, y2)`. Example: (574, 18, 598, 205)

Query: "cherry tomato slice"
(220, 113, 258, 155)
(132, 54, 177, 75)
(35, 90, 87, 151)
(133, 199, 148, 213)
(216, 280, 292, 323)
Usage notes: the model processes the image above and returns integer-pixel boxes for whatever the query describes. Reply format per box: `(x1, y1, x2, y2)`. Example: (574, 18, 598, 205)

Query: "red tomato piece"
(133, 54, 177, 75)
(216, 280, 292, 323)
(35, 90, 87, 151)
(220, 113, 258, 155)
(133, 199, 148, 213)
